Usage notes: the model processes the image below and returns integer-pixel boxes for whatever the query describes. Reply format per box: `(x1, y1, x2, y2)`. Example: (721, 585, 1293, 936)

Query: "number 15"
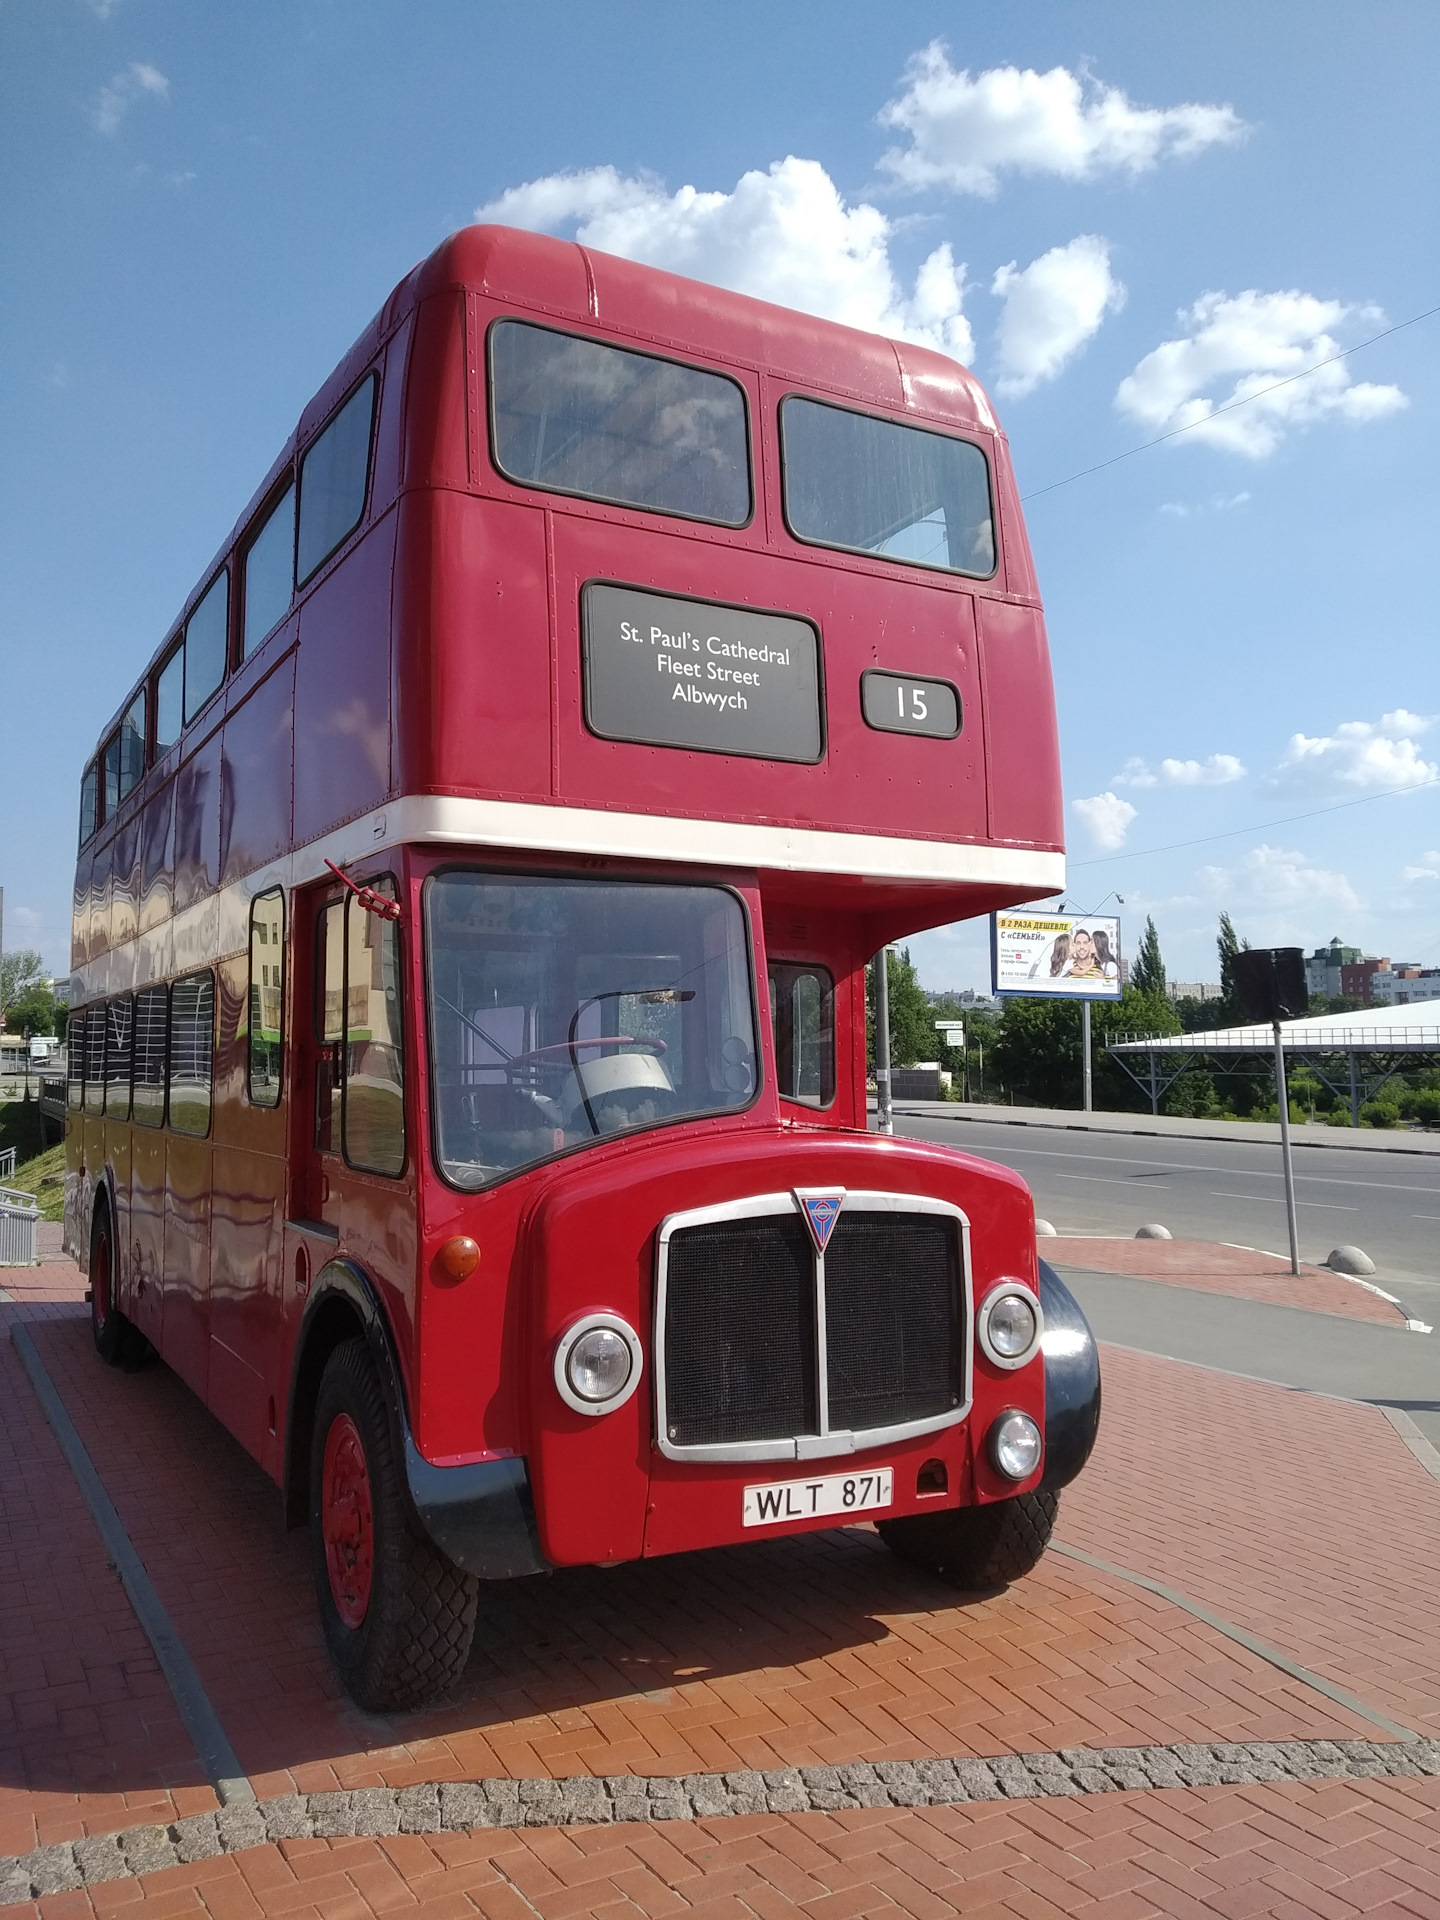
(898, 685, 928, 721)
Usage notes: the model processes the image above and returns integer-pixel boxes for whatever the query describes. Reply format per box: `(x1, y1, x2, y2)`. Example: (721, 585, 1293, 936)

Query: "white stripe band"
(71, 792, 1064, 1000)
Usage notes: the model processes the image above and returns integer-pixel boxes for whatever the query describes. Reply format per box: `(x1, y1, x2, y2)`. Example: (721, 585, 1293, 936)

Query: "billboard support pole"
(874, 946, 893, 1136)
(1274, 1020, 1301, 1275)
(1081, 1000, 1093, 1112)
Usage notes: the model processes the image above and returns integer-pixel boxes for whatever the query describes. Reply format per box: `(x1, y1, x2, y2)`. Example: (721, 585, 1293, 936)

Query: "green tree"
(865, 947, 937, 1070)
(1, 982, 59, 1037)
(1216, 912, 1250, 1024)
(990, 995, 1081, 1106)
(1130, 916, 1167, 998)
(0, 949, 48, 1028)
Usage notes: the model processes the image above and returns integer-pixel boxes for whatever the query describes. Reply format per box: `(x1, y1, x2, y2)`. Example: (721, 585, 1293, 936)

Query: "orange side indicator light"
(437, 1236, 481, 1282)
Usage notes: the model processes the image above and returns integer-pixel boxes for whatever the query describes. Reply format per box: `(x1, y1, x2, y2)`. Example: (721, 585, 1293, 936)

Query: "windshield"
(425, 873, 758, 1189)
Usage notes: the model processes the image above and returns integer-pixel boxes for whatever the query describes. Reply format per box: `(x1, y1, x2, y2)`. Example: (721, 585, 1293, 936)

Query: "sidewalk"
(2, 1241, 1439, 1916)
(882, 1099, 1440, 1155)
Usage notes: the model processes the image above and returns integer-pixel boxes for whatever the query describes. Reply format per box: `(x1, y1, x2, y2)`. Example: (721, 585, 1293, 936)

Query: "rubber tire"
(878, 1489, 1058, 1590)
(89, 1201, 125, 1366)
(309, 1338, 480, 1711)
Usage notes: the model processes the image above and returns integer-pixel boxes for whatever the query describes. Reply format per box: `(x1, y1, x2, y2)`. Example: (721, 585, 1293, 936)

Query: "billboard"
(992, 913, 1123, 1000)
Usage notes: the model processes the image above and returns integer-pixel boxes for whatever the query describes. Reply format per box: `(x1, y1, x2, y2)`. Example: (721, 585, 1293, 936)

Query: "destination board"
(582, 581, 823, 763)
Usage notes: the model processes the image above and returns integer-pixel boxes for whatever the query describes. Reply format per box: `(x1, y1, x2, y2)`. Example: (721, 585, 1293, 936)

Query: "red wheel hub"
(321, 1412, 374, 1628)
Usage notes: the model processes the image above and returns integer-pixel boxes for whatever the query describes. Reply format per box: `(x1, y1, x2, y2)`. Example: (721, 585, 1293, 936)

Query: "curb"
(5, 1738, 1439, 1901)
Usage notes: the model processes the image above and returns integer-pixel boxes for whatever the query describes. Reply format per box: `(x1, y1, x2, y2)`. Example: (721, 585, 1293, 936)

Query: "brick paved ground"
(5, 1239, 1440, 1916)
(0, 1316, 215, 1860)
(1046, 1239, 1406, 1324)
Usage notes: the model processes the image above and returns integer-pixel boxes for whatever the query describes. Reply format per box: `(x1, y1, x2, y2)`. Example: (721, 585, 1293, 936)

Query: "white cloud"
(1072, 791, 1137, 850)
(991, 236, 1124, 395)
(1197, 845, 1361, 915)
(1159, 491, 1251, 518)
(91, 60, 167, 135)
(477, 158, 975, 363)
(1268, 710, 1437, 794)
(1116, 290, 1408, 457)
(877, 47, 1244, 197)
(1115, 753, 1246, 789)
(1402, 852, 1440, 882)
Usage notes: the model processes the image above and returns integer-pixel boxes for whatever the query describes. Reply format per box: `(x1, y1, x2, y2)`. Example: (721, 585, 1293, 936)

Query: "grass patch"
(1, 1100, 65, 1221)
(2, 1142, 66, 1220)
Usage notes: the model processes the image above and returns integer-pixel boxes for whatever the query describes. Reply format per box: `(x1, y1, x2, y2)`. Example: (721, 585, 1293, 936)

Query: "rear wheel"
(309, 1338, 480, 1710)
(879, 1489, 1058, 1590)
(89, 1202, 125, 1366)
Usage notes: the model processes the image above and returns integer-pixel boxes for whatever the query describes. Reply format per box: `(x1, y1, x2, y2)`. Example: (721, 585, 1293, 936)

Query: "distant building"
(1169, 981, 1224, 1002)
(1304, 939, 1364, 999)
(1370, 966, 1440, 1007)
(1341, 957, 1387, 1001)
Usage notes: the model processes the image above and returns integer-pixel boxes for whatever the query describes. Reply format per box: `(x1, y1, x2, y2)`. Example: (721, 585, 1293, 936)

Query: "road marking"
(921, 1130, 1440, 1195)
(1056, 1173, 1174, 1187)
(11, 1324, 254, 1807)
(1209, 1192, 1356, 1209)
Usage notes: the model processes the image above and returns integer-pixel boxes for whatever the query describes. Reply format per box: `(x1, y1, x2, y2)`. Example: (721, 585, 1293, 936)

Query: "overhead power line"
(1021, 303, 1439, 503)
(1071, 774, 1440, 869)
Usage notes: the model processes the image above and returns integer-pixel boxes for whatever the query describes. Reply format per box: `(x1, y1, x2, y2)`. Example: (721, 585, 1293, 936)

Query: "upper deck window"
(489, 321, 751, 527)
(242, 481, 295, 658)
(780, 397, 995, 578)
(297, 375, 377, 586)
(184, 569, 229, 725)
(78, 762, 99, 846)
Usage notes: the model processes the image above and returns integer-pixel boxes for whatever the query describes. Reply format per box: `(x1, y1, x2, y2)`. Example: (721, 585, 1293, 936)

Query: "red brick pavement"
(1046, 1241, 1406, 1325)
(0, 1309, 215, 1860)
(6, 1239, 1440, 1916)
(21, 1313, 1395, 1810)
(1061, 1346, 1440, 1740)
(10, 1774, 1440, 1919)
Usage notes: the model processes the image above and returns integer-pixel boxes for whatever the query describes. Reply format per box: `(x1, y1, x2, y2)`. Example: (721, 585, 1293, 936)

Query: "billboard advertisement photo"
(992, 913, 1123, 1000)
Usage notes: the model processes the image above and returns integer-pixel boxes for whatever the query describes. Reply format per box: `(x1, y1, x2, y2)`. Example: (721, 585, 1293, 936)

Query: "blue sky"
(2, 0, 1436, 993)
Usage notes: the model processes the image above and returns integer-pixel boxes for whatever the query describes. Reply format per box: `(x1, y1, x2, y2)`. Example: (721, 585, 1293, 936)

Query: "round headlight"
(978, 1283, 1044, 1369)
(553, 1314, 644, 1416)
(567, 1328, 631, 1402)
(989, 1410, 1043, 1482)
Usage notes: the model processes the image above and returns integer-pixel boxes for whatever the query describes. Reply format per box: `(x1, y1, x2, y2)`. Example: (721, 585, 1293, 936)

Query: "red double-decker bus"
(67, 225, 1099, 1709)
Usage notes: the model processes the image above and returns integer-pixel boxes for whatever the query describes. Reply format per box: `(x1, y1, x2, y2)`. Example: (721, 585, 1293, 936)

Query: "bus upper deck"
(73, 224, 1061, 988)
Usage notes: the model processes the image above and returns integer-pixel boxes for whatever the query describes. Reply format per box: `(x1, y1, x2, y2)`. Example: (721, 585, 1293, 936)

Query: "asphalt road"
(888, 1110, 1440, 1327)
(1054, 1265, 1440, 1453)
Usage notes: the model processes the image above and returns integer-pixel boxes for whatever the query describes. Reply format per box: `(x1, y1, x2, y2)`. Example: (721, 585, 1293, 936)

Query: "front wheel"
(878, 1489, 1058, 1590)
(309, 1338, 480, 1711)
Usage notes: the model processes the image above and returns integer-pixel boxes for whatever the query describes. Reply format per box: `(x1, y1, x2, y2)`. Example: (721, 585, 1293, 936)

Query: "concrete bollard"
(1135, 1224, 1172, 1240)
(1034, 1219, 1058, 1237)
(1326, 1245, 1376, 1276)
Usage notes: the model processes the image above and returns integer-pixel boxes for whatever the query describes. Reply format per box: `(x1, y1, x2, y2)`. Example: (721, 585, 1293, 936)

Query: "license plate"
(742, 1467, 893, 1527)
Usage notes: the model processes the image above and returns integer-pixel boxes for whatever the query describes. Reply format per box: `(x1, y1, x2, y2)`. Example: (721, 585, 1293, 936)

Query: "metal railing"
(0, 1183, 40, 1266)
(0, 1147, 14, 1179)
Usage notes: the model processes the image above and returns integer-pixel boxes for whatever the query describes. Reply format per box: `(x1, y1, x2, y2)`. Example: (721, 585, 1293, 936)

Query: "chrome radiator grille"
(656, 1192, 969, 1463)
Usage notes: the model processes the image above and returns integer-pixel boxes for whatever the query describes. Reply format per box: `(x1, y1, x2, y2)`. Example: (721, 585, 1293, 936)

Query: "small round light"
(553, 1314, 644, 1417)
(989, 1410, 1043, 1482)
(978, 1283, 1044, 1370)
(567, 1328, 632, 1402)
(436, 1236, 481, 1282)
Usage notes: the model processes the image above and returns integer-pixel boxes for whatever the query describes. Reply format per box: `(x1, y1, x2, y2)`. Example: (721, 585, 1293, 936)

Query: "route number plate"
(742, 1468, 893, 1527)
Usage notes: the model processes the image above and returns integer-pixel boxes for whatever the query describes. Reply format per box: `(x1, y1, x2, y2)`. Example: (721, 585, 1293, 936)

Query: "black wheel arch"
(1037, 1258, 1102, 1491)
(284, 1258, 409, 1529)
(283, 1257, 548, 1580)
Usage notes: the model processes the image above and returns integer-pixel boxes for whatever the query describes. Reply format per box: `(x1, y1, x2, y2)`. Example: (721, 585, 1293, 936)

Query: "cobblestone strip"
(4, 1738, 1438, 1903)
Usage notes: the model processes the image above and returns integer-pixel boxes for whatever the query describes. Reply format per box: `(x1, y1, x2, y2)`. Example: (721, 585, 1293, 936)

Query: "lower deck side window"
(769, 962, 836, 1109)
(168, 971, 214, 1136)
